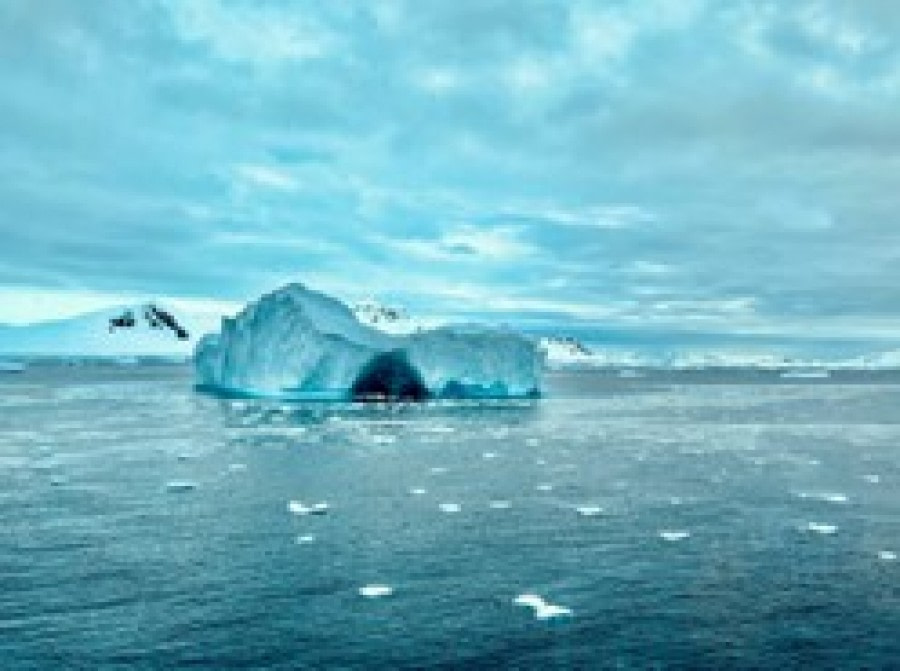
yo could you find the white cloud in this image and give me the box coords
[570,5,637,65]
[167,0,335,65]
[234,164,297,191]
[415,67,463,94]
[374,225,536,262]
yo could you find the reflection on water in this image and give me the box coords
[1,364,898,669]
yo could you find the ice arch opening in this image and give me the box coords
[350,350,430,401]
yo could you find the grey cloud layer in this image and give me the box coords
[1,0,899,348]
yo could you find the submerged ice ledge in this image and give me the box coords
[193,283,543,401]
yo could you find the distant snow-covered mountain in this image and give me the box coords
[0,304,226,356]
[351,300,441,335]
[539,337,594,366]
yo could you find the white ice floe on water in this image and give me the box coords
[802,522,838,535]
[295,534,315,545]
[228,463,247,472]
[489,500,511,509]
[513,594,573,620]
[359,584,393,598]
[430,466,448,475]
[878,551,897,561]
[370,435,396,445]
[575,505,603,517]
[482,451,498,460]
[535,458,546,466]
[288,500,329,515]
[439,503,461,513]
[409,487,427,495]
[863,474,880,484]
[659,530,690,542]
[165,480,197,493]
[535,483,553,492]
[796,491,848,504]
[669,497,683,506]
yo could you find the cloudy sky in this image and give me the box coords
[2,1,899,355]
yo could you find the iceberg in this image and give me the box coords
[194,283,542,400]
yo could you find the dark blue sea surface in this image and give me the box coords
[1,363,898,669]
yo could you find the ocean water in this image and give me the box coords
[1,363,898,670]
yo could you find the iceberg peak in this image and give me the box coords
[194,283,541,400]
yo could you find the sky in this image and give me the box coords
[2,0,900,356]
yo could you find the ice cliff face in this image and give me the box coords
[194,284,542,399]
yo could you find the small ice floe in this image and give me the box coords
[359,584,393,598]
[863,474,880,484]
[513,594,573,621]
[659,530,690,542]
[535,458,547,466]
[430,466,448,475]
[878,550,897,561]
[439,503,461,513]
[489,500,511,509]
[535,483,553,492]
[287,500,329,515]
[49,475,66,486]
[525,438,540,447]
[409,487,427,496]
[801,522,838,535]
[796,491,848,504]
[669,496,683,506]
[228,463,247,472]
[295,534,315,545]
[575,505,603,517]
[371,435,396,445]
[165,480,197,493]
[482,451,498,460]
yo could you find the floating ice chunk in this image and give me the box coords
[802,522,838,535]
[359,584,393,598]
[489,500,511,509]
[796,491,848,504]
[288,500,309,515]
[287,500,328,515]
[525,438,539,447]
[669,497,683,505]
[535,458,546,466]
[575,505,603,517]
[513,593,573,620]
[482,451,498,460]
[228,463,247,472]
[409,487,427,495]
[166,480,197,493]
[439,503,461,513]
[536,483,553,492]
[863,474,880,484]
[371,435,396,445]
[296,534,315,544]
[659,530,690,542]
[878,550,897,561]
[430,466,448,475]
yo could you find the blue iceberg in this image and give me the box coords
[194,284,542,400]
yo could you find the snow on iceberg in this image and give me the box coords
[194,283,542,400]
